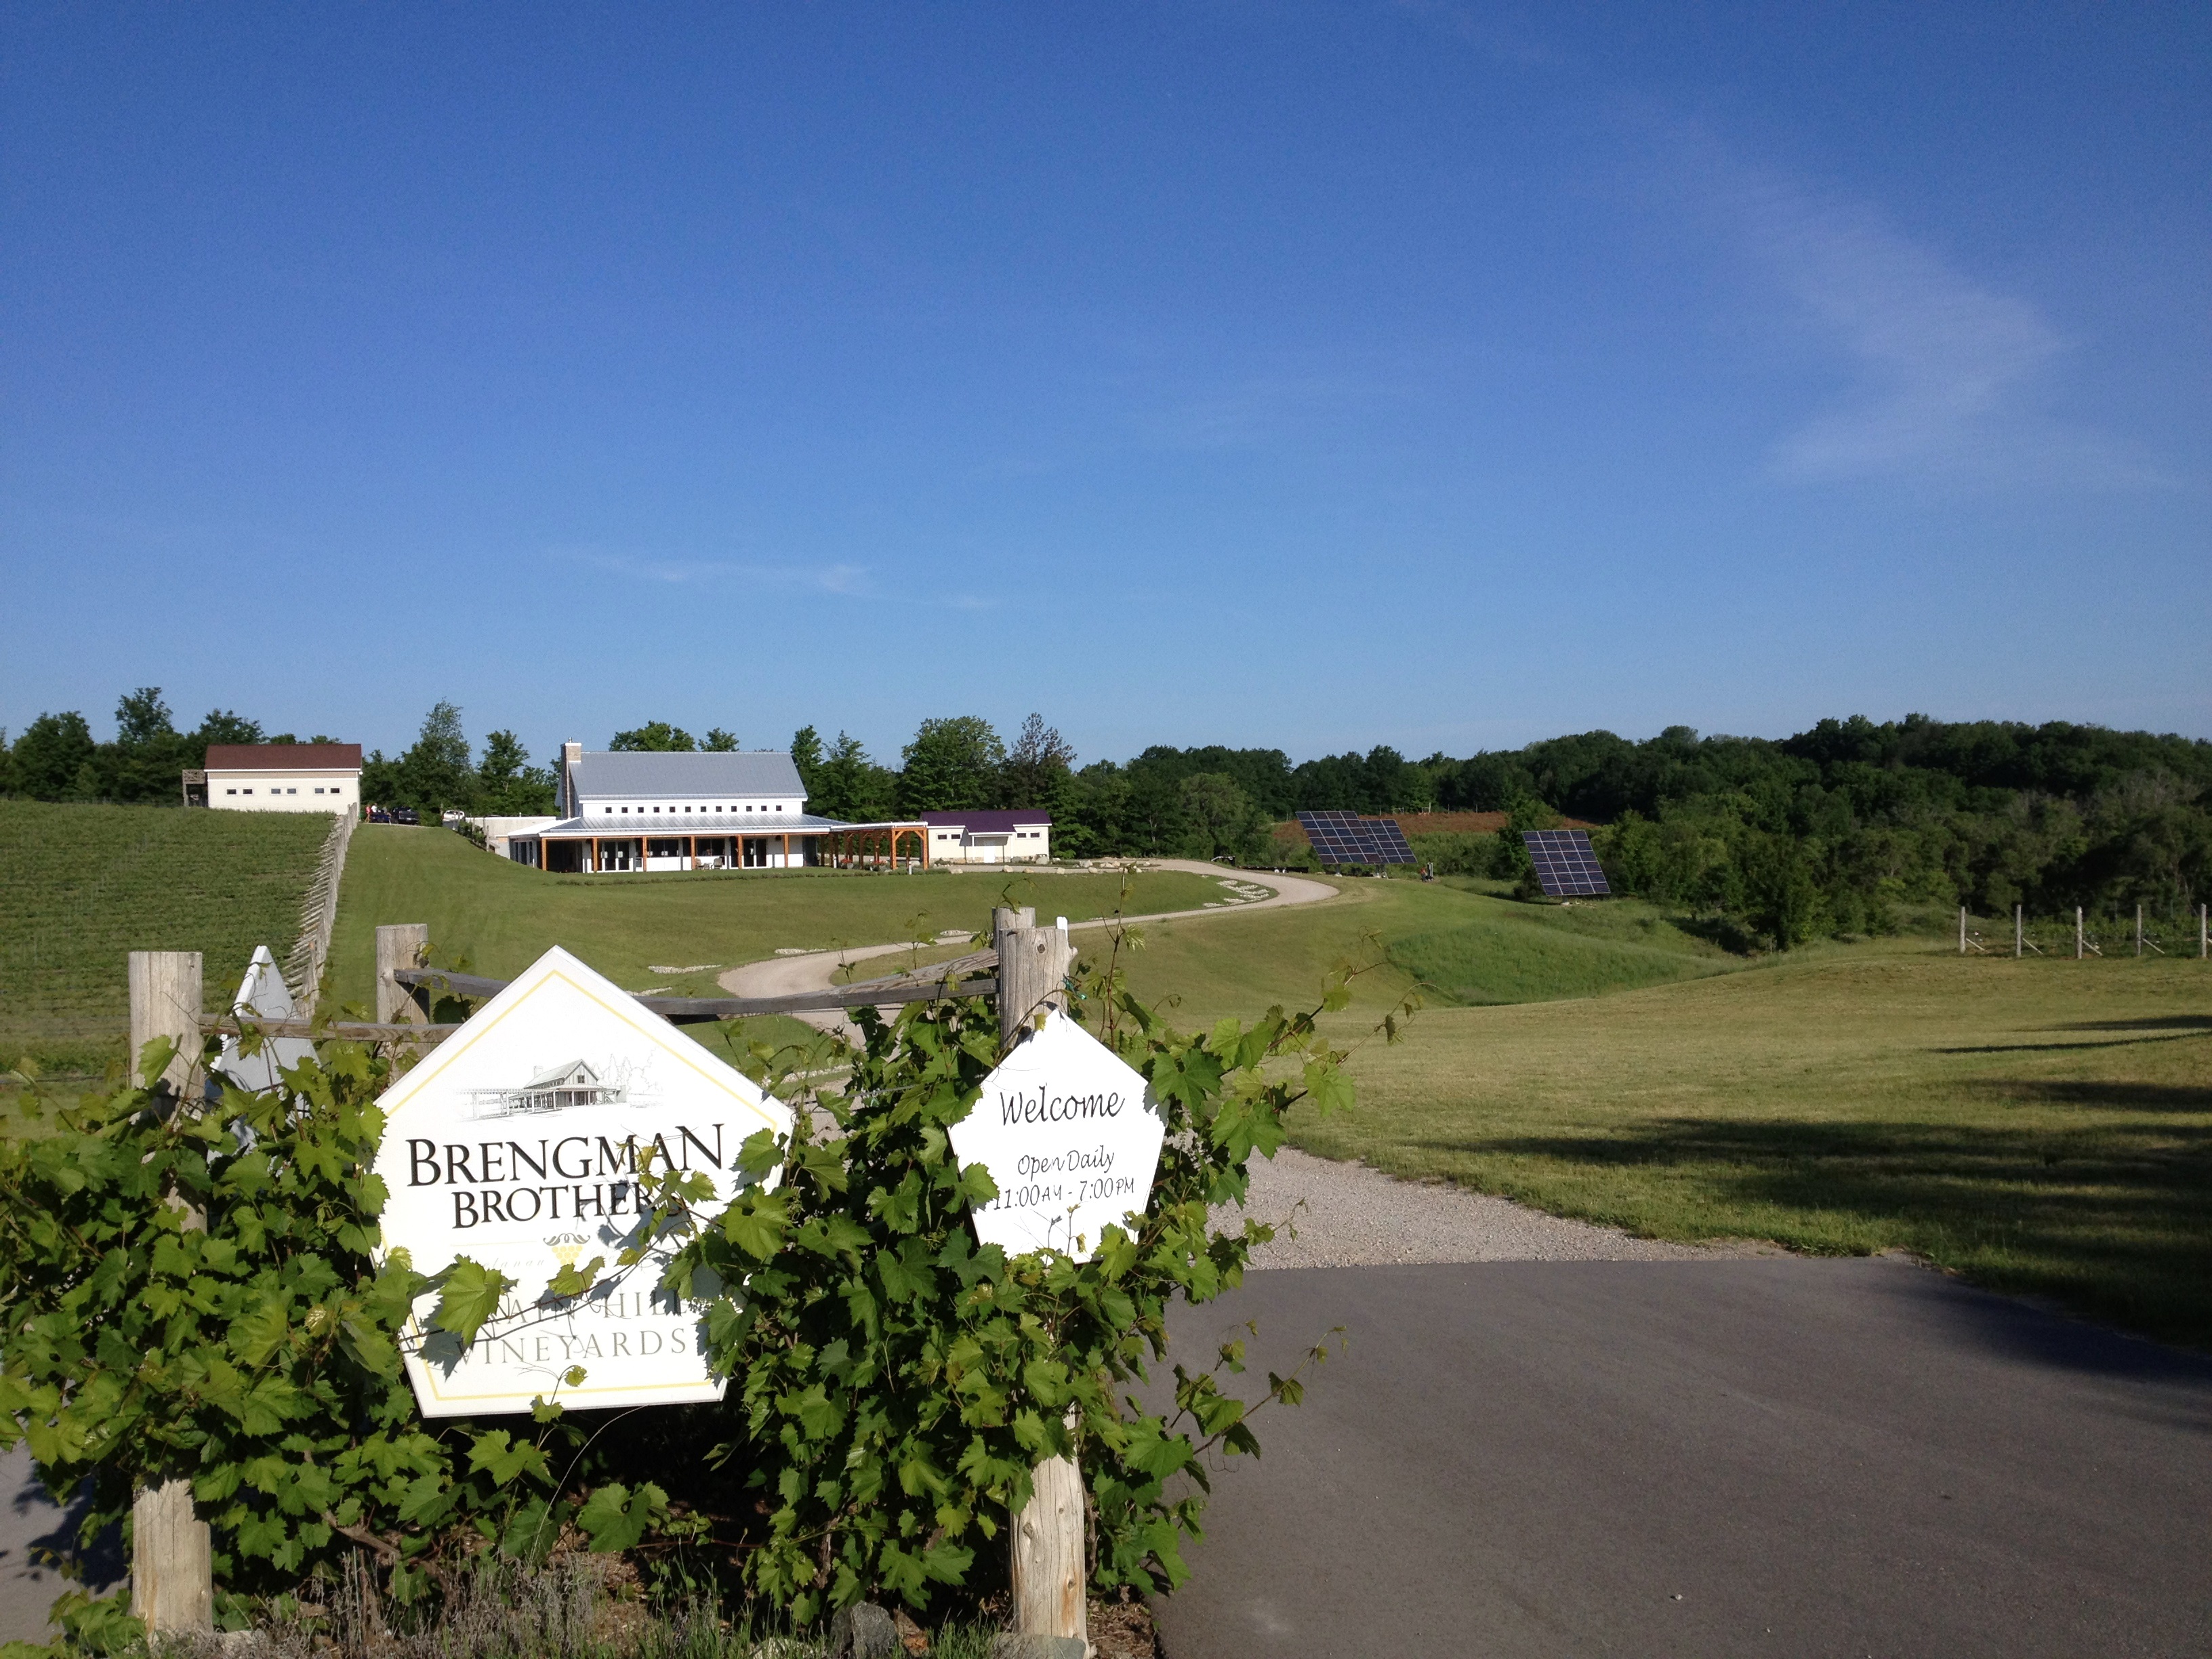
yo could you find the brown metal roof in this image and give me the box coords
[204,743,363,771]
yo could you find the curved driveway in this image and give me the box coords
[718,861,1336,1041]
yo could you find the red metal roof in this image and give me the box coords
[204,743,363,771]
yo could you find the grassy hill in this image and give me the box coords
[0,801,333,1074]
[327,825,1235,1010]
[1108,874,1742,1027]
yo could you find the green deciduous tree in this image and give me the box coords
[1054,762,1132,859]
[192,710,266,760]
[1178,773,1267,861]
[897,717,1005,814]
[106,687,188,803]
[703,728,741,752]
[609,722,695,752]
[475,731,556,815]
[9,712,96,800]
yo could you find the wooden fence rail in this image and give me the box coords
[229,956,1004,1045]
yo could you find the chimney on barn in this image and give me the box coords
[559,741,583,816]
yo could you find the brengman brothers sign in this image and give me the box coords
[949,1010,1164,1262]
[371,946,792,1416]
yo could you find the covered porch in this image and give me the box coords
[510,812,845,873]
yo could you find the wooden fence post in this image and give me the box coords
[1959,905,1966,954]
[2076,906,2085,960]
[376,923,430,1025]
[994,907,1086,1647]
[2137,903,2144,958]
[128,950,202,1099]
[126,951,215,1635]
[2015,905,2023,959]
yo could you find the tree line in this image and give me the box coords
[0,691,560,816]
[7,693,2207,942]
[593,709,2212,936]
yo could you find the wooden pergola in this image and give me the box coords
[821,823,930,870]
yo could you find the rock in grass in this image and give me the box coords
[988,1636,1088,1659]
[827,1602,903,1659]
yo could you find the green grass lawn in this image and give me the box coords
[0,801,333,1075]
[1290,949,2212,1346]
[328,826,1237,1009]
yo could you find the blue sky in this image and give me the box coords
[3,2,2205,769]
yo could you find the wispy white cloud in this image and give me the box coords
[1712,161,2167,489]
[554,547,878,597]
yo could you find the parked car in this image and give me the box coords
[391,808,421,825]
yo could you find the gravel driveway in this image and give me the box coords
[1235,1147,1763,1266]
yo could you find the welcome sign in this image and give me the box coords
[371,946,792,1416]
[949,1010,1164,1262]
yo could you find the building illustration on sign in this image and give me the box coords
[948,1010,1166,1263]
[464,1057,666,1118]
[370,945,793,1416]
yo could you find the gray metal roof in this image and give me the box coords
[567,750,806,800]
[526,811,845,838]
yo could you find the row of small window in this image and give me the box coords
[224,785,346,796]
[933,830,1044,839]
[594,803,787,816]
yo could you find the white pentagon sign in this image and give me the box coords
[371,945,792,1416]
[949,1010,1164,1262]
[216,945,314,1094]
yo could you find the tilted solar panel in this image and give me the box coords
[1297,810,1416,867]
[1296,811,1368,865]
[1520,829,1610,897]
[1365,819,1415,864]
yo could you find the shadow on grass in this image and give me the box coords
[2053,1015,2212,1033]
[1971,1079,2212,1111]
[1401,1113,2212,1353]
[1933,1032,2207,1055]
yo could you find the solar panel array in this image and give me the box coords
[1296,811,1416,868]
[1521,829,1611,897]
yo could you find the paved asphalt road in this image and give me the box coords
[1153,1258,2212,1659]
[0,1442,119,1643]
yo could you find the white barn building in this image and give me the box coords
[510,745,846,873]
[194,743,363,812]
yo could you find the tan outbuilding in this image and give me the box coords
[194,743,362,813]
